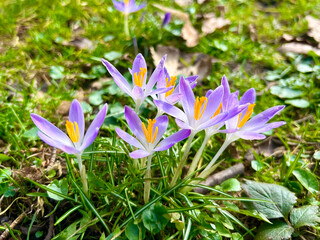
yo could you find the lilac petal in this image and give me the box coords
[162,12,171,27]
[157,67,170,89]
[236,131,266,140]
[179,76,195,120]
[165,93,182,105]
[198,112,228,131]
[102,59,132,96]
[69,99,85,143]
[124,106,145,143]
[132,54,147,87]
[127,0,146,13]
[152,115,168,145]
[190,82,197,89]
[81,104,108,150]
[185,75,198,84]
[112,0,125,12]
[201,86,224,122]
[30,113,73,147]
[131,3,146,13]
[132,85,144,100]
[221,75,230,111]
[218,128,238,133]
[175,119,192,130]
[150,87,172,96]
[38,131,79,154]
[115,128,143,148]
[153,100,187,122]
[225,94,241,130]
[248,121,286,133]
[154,129,191,151]
[130,149,151,159]
[239,88,256,105]
[244,105,285,129]
[146,55,166,94]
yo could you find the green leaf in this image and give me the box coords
[313,151,320,160]
[104,35,114,42]
[125,221,145,240]
[142,203,169,234]
[104,51,122,61]
[256,220,294,240]
[231,232,244,240]
[292,169,319,194]
[50,66,65,80]
[0,168,11,183]
[243,180,297,219]
[221,178,241,192]
[290,205,320,228]
[22,127,39,140]
[270,86,303,99]
[213,221,231,237]
[47,178,68,201]
[251,160,265,172]
[89,90,104,106]
[296,63,314,73]
[80,101,93,114]
[0,154,11,162]
[285,99,310,108]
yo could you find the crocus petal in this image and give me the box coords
[129,149,151,159]
[165,93,182,105]
[102,59,132,96]
[152,115,168,145]
[185,75,198,84]
[154,129,191,151]
[131,3,146,13]
[30,113,73,147]
[175,119,192,130]
[132,85,144,100]
[127,0,146,13]
[153,100,188,122]
[69,99,85,143]
[179,76,195,121]
[239,88,256,105]
[124,106,145,143]
[200,86,224,123]
[198,112,228,131]
[38,131,79,154]
[81,104,108,150]
[115,128,143,149]
[112,0,125,11]
[248,121,286,133]
[157,67,170,89]
[150,87,173,96]
[235,131,266,140]
[145,55,166,94]
[221,75,230,112]
[132,54,147,87]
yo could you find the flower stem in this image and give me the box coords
[124,14,129,38]
[170,131,195,187]
[187,133,211,177]
[144,155,153,203]
[76,154,88,196]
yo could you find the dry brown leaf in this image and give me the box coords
[282,33,294,42]
[278,42,320,56]
[68,37,94,51]
[56,100,71,116]
[201,13,231,35]
[306,15,320,45]
[151,45,216,81]
[153,4,199,47]
[175,0,193,7]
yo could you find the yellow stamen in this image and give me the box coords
[133,68,147,87]
[237,103,256,128]
[211,102,222,118]
[165,76,177,98]
[124,0,129,6]
[141,119,158,143]
[194,96,208,120]
[66,121,80,143]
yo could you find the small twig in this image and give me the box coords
[44,214,54,240]
[194,163,245,194]
[0,212,26,240]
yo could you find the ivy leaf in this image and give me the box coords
[293,169,319,195]
[142,203,169,234]
[47,178,68,201]
[243,180,297,219]
[290,205,320,228]
[256,220,294,240]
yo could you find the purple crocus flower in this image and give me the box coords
[115,106,191,159]
[102,54,170,112]
[112,0,146,14]
[162,13,171,27]
[31,100,108,154]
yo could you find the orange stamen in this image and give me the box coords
[141,119,158,143]
[165,76,177,97]
[237,103,256,128]
[66,121,79,143]
[124,0,130,6]
[211,102,222,118]
[133,68,147,87]
[194,96,208,120]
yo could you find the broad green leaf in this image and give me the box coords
[0,154,11,162]
[270,86,303,99]
[47,179,68,201]
[80,101,93,114]
[243,180,297,219]
[231,232,244,240]
[221,178,241,192]
[104,51,122,61]
[251,160,265,172]
[104,35,114,42]
[296,63,314,73]
[50,66,65,80]
[313,151,320,160]
[290,205,320,228]
[125,221,145,240]
[293,169,319,194]
[199,229,221,240]
[89,90,104,106]
[0,168,11,182]
[256,220,294,240]
[22,127,39,140]
[285,99,310,108]
[142,203,169,234]
[213,221,231,237]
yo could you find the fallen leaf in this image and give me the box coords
[201,13,231,36]
[68,37,94,51]
[174,0,193,7]
[249,23,258,41]
[153,4,199,47]
[278,42,320,56]
[306,15,320,45]
[56,100,71,116]
[282,33,294,42]
[13,167,43,182]
[256,136,285,158]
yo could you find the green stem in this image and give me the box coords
[144,155,153,203]
[187,133,210,177]
[76,154,88,196]
[124,14,129,38]
[170,131,196,187]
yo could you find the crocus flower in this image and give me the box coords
[31,100,108,154]
[102,54,170,112]
[115,106,191,158]
[162,13,171,27]
[112,0,146,14]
